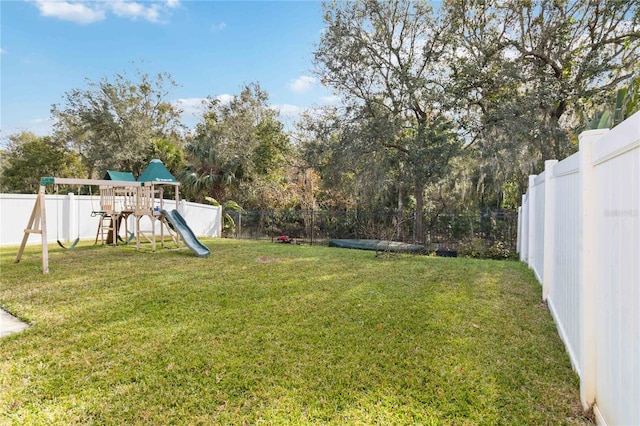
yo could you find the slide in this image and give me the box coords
[161,209,211,258]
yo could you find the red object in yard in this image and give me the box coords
[276,235,292,243]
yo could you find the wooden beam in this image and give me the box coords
[15,187,43,264]
[40,187,48,274]
[43,177,144,187]
[15,185,49,273]
[41,177,180,187]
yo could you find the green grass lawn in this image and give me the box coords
[1,239,589,425]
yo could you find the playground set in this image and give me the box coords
[15,160,210,274]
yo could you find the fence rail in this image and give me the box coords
[518,111,640,426]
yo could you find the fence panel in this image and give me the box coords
[547,153,583,376]
[591,115,640,426]
[519,111,639,425]
[519,194,529,261]
[531,172,546,281]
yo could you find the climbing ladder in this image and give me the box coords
[95,214,116,245]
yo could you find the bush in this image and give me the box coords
[458,238,517,260]
[458,237,487,258]
[487,240,516,260]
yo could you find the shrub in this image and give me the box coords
[458,238,517,260]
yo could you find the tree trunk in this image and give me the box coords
[414,180,425,243]
[397,166,404,239]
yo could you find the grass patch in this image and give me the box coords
[1,239,589,424]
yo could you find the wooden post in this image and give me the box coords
[175,185,180,248]
[40,187,49,273]
[15,185,49,274]
[151,214,156,252]
[159,185,164,249]
[136,215,141,250]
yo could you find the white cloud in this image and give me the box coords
[503,46,520,61]
[34,0,105,24]
[211,22,226,32]
[0,48,6,54]
[109,1,161,23]
[172,98,206,131]
[173,95,233,114]
[320,94,340,105]
[171,100,309,132]
[215,94,234,105]
[271,103,304,118]
[32,0,178,25]
[174,97,207,114]
[172,96,235,130]
[27,117,54,125]
[288,76,316,94]
[5,117,57,137]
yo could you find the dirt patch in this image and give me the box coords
[255,256,280,263]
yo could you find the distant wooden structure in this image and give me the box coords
[134,159,181,251]
[97,170,138,245]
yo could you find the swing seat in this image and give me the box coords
[117,232,135,244]
[57,237,80,249]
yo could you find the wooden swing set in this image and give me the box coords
[15,176,181,274]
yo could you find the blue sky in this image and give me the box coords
[1,0,337,141]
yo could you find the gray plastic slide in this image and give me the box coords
[161,209,211,258]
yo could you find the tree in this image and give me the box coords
[149,137,185,178]
[0,131,86,193]
[298,107,401,211]
[204,197,244,236]
[314,0,461,240]
[445,0,640,202]
[52,69,184,178]
[509,0,639,157]
[407,0,640,210]
[583,72,640,129]
[181,83,292,208]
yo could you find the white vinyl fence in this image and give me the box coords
[518,112,639,426]
[0,193,222,247]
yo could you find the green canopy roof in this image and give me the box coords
[103,170,136,181]
[138,159,179,184]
